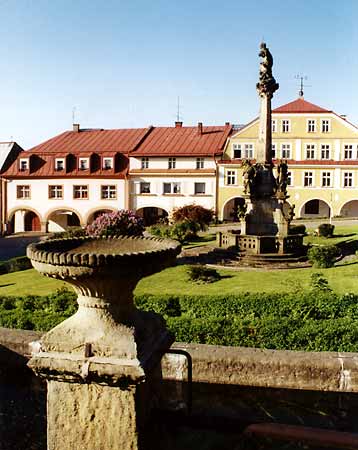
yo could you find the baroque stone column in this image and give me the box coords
[27,236,181,450]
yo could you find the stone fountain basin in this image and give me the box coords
[27,235,181,279]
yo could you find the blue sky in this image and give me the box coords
[0,0,357,148]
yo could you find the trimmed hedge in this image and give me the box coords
[2,289,358,352]
[0,256,32,275]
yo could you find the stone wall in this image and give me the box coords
[2,327,358,449]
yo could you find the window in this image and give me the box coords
[233,144,242,159]
[287,171,292,186]
[163,182,181,194]
[141,157,149,169]
[281,144,291,159]
[305,144,315,159]
[282,120,290,133]
[344,145,353,160]
[168,157,176,169]
[140,182,151,194]
[48,185,63,199]
[272,120,277,133]
[55,158,65,171]
[304,172,313,187]
[73,185,88,199]
[271,144,276,159]
[196,157,204,169]
[194,182,206,194]
[101,185,116,199]
[226,170,236,185]
[322,172,332,187]
[244,144,254,159]
[19,159,29,171]
[321,119,330,133]
[79,158,89,170]
[344,172,353,188]
[321,144,330,160]
[103,157,113,170]
[307,119,316,132]
[16,185,30,199]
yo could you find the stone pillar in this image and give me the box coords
[40,221,48,233]
[257,93,273,165]
[27,237,181,450]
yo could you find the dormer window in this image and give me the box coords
[103,157,113,170]
[55,158,65,171]
[79,157,89,171]
[168,157,176,169]
[141,157,149,169]
[19,158,29,171]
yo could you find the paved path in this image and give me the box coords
[0,233,48,261]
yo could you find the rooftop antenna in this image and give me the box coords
[176,96,182,122]
[294,75,310,97]
[72,106,77,124]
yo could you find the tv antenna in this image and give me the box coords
[294,75,311,97]
[72,106,77,124]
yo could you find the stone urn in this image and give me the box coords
[26,235,181,450]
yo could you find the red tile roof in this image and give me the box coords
[273,98,331,114]
[131,125,232,157]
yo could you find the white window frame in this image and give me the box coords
[272,119,277,133]
[101,185,116,199]
[55,158,65,171]
[19,158,29,171]
[303,171,313,187]
[73,185,89,199]
[307,119,316,133]
[343,172,353,188]
[168,157,176,169]
[321,144,330,160]
[140,182,151,194]
[194,182,206,195]
[48,185,63,199]
[16,185,30,199]
[244,144,254,159]
[163,182,181,194]
[305,144,316,160]
[321,172,332,188]
[287,171,292,186]
[78,157,90,171]
[141,157,149,169]
[225,169,237,186]
[281,143,291,159]
[232,143,242,159]
[196,157,204,169]
[321,119,330,133]
[344,144,354,160]
[271,143,276,159]
[103,157,113,170]
[282,119,291,133]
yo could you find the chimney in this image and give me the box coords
[225,122,230,126]
[197,122,203,135]
[341,115,347,120]
[175,121,183,128]
[73,124,80,132]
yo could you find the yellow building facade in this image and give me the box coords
[218,97,358,221]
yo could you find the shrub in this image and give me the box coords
[317,223,335,238]
[310,273,332,292]
[147,223,172,239]
[307,245,339,268]
[53,227,86,239]
[170,221,200,243]
[288,224,306,235]
[171,205,214,231]
[86,210,144,238]
[0,256,32,275]
[187,265,221,284]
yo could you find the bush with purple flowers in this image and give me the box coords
[86,210,144,238]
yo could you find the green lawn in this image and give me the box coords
[0,224,357,297]
[1,257,358,297]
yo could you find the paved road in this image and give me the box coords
[0,233,48,261]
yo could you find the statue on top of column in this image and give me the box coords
[256,42,279,97]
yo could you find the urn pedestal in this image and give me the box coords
[27,236,181,450]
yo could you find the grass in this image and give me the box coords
[0,224,357,297]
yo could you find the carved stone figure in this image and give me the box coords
[276,159,288,195]
[237,203,247,220]
[256,42,279,96]
[242,160,256,194]
[287,204,295,223]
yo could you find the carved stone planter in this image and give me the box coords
[27,235,181,450]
